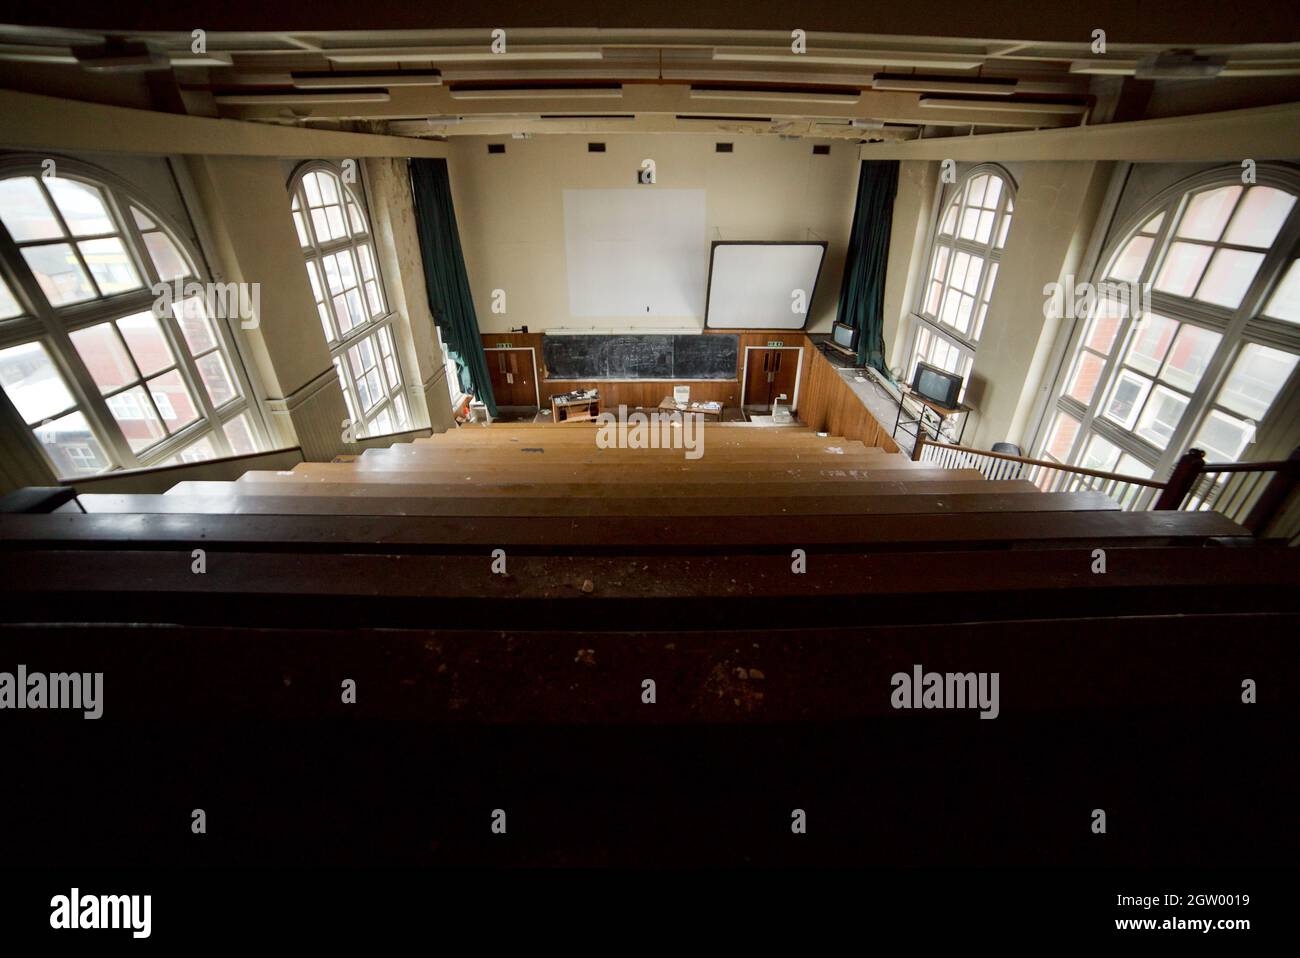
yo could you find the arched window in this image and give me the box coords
[1038,167,1300,486]
[288,162,409,437]
[0,159,263,478]
[906,164,1015,402]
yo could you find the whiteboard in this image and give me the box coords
[705,243,827,330]
[563,189,707,318]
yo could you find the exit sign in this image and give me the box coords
[496,342,513,348]
[767,340,784,347]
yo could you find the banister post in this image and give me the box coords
[1242,445,1300,535]
[912,431,925,461]
[1154,448,1205,510]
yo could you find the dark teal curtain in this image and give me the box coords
[409,158,497,417]
[835,160,900,374]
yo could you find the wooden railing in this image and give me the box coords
[915,435,1300,539]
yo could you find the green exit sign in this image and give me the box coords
[767,340,784,347]
[496,342,513,348]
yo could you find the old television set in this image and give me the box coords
[910,361,963,408]
[831,321,857,352]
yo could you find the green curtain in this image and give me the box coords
[409,158,498,417]
[835,160,900,374]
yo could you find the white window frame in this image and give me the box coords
[287,160,410,438]
[0,155,266,479]
[1034,165,1300,491]
[903,163,1016,404]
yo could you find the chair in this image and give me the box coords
[990,442,1024,480]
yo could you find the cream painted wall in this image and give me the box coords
[185,154,349,460]
[365,156,457,430]
[965,161,1115,449]
[446,135,861,335]
[883,159,938,375]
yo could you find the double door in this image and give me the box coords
[744,348,798,408]
[486,348,537,407]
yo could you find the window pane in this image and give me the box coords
[1154,242,1213,297]
[1216,343,1298,421]
[0,340,75,422]
[0,275,22,319]
[1083,300,1123,352]
[1264,260,1300,323]
[292,211,310,247]
[1177,185,1241,242]
[1104,370,1153,429]
[1134,384,1188,449]
[336,250,358,290]
[21,243,96,305]
[78,236,142,294]
[393,392,409,429]
[1107,235,1153,283]
[322,255,343,294]
[147,369,199,432]
[303,174,322,207]
[196,351,237,406]
[223,413,257,456]
[172,298,216,354]
[995,209,1012,248]
[1124,313,1177,376]
[108,385,166,450]
[318,172,339,204]
[0,177,62,241]
[1065,350,1105,404]
[115,312,175,376]
[325,206,347,240]
[1195,248,1264,308]
[143,231,190,281]
[70,322,137,393]
[1080,433,1121,471]
[131,207,156,230]
[345,289,366,328]
[310,208,330,241]
[45,179,114,236]
[1223,186,1295,248]
[348,201,366,235]
[940,203,957,235]
[169,433,219,465]
[1193,409,1255,462]
[34,411,109,477]
[1139,211,1165,235]
[305,260,324,302]
[332,294,352,332]
[1115,454,1153,480]
[1159,324,1222,392]
[1043,411,1081,461]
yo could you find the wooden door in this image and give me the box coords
[770,349,797,407]
[745,349,797,407]
[504,350,536,406]
[487,349,537,406]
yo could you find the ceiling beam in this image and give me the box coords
[0,90,449,157]
[856,100,1300,161]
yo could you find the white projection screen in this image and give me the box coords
[563,189,707,317]
[704,242,827,330]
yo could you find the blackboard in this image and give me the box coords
[543,334,738,380]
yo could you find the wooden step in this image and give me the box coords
[265,462,988,485]
[162,478,1051,513]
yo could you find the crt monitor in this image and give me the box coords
[831,322,857,350]
[911,361,963,408]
